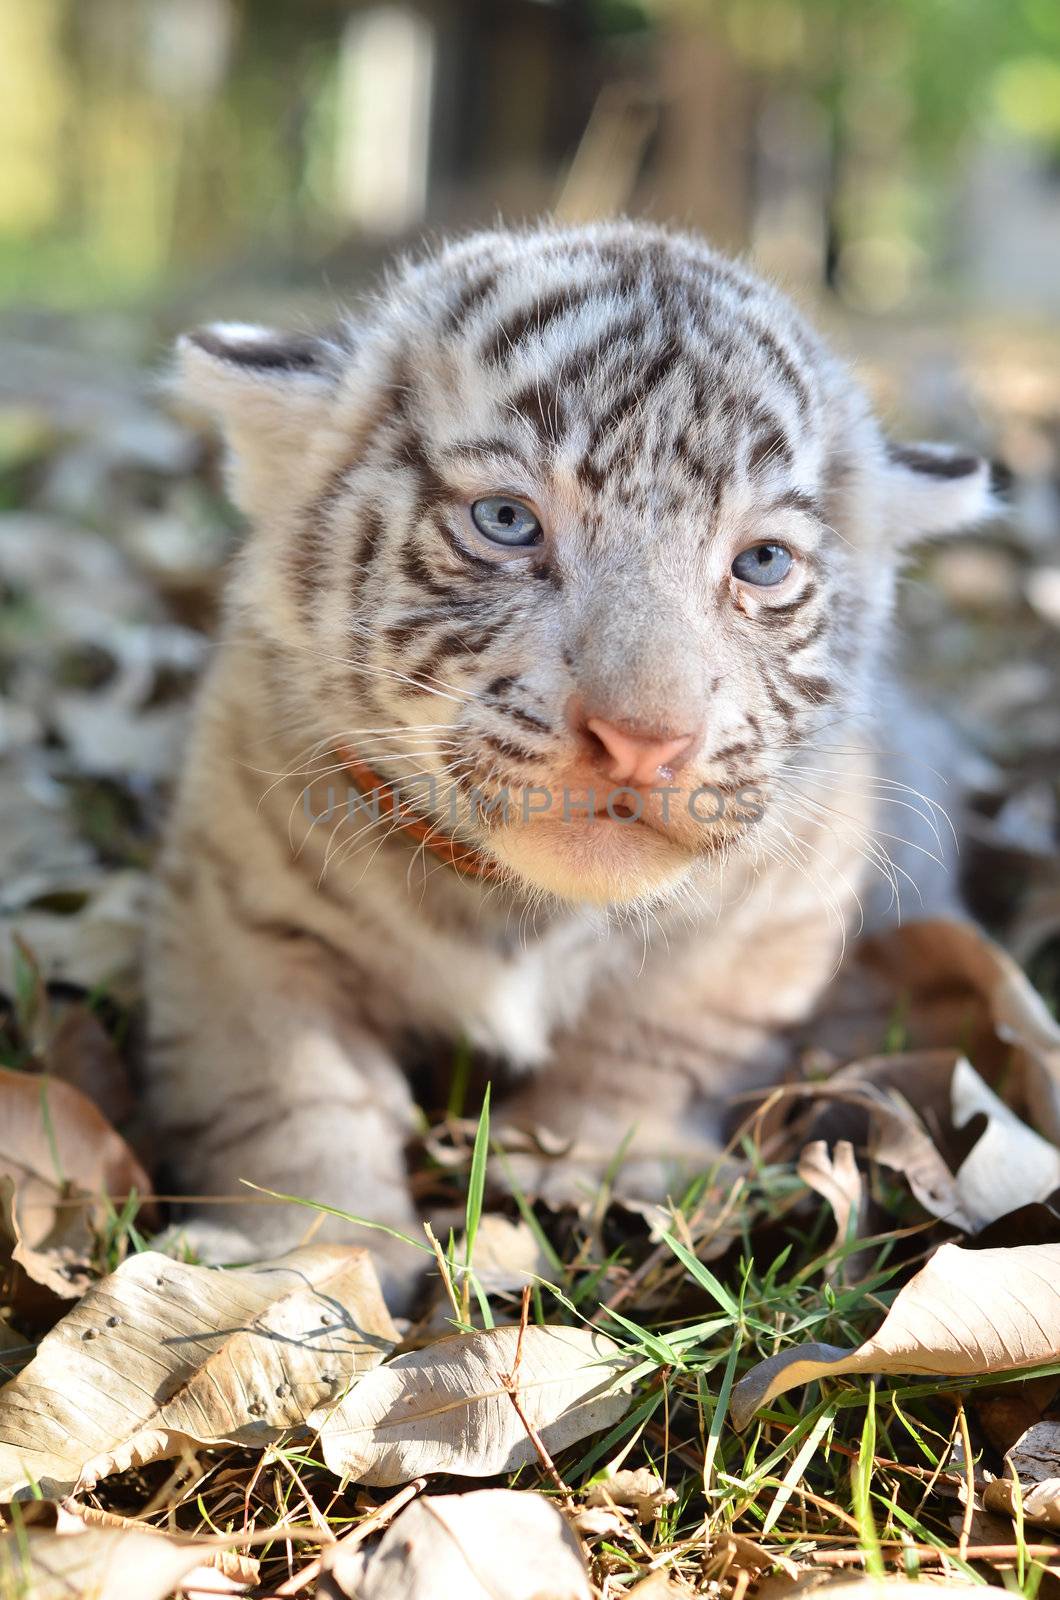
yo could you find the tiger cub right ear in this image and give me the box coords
[882,439,1006,546]
[171,323,348,518]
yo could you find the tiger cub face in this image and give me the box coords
[178,221,995,908]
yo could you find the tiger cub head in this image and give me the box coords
[176,221,997,908]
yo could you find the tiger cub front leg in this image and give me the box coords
[497,910,841,1207]
[144,869,423,1306]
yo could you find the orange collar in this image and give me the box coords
[335,744,501,883]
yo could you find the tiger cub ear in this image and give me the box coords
[884,440,1006,545]
[171,323,346,517]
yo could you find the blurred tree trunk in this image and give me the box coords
[647,21,758,251]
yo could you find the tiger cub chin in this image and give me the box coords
[145,219,996,1303]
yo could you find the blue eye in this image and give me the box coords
[470,496,542,546]
[732,543,793,587]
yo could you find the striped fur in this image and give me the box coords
[145,222,996,1299]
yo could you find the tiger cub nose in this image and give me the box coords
[584,718,696,784]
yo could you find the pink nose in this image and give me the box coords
[584,718,696,784]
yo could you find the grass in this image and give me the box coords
[14,1091,1045,1598]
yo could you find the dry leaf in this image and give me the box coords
[798,1061,974,1231]
[805,1052,1060,1232]
[628,1576,697,1598]
[56,1499,260,1588]
[463,1214,552,1296]
[731,1242,1060,1429]
[798,1139,868,1278]
[586,1467,677,1523]
[0,1527,210,1600]
[571,1504,628,1538]
[817,918,1060,1143]
[949,1056,1060,1225]
[316,1323,634,1486]
[0,1065,151,1301]
[43,1003,133,1126]
[0,1245,396,1500]
[983,1418,1060,1528]
[322,1488,592,1600]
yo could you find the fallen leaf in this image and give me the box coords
[0,1527,210,1600]
[586,1466,677,1523]
[0,1064,151,1302]
[321,1488,592,1600]
[803,1051,1060,1232]
[316,1323,634,1486]
[983,1417,1060,1529]
[43,1002,133,1127]
[976,1380,1060,1455]
[0,1245,396,1500]
[949,1056,1060,1225]
[56,1500,260,1588]
[705,1531,800,1582]
[798,1139,867,1277]
[731,1242,1060,1430]
[0,870,151,1005]
[810,918,1060,1144]
[625,1577,695,1598]
[463,1214,552,1296]
[796,1058,974,1231]
[571,1503,628,1539]
[1,1175,95,1315]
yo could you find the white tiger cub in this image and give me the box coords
[145,220,996,1302]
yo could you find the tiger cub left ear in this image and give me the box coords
[170,323,349,519]
[884,440,1006,545]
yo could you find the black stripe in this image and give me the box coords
[483,733,541,765]
[787,614,828,652]
[749,324,812,413]
[444,267,499,333]
[357,508,385,572]
[401,540,461,598]
[762,673,799,721]
[188,328,325,373]
[397,429,459,521]
[554,309,646,388]
[293,516,326,616]
[437,519,502,573]
[782,669,833,704]
[747,418,794,476]
[887,442,979,479]
[503,704,551,735]
[481,285,589,366]
[764,584,818,621]
[443,436,534,472]
[586,339,679,457]
[771,488,823,519]
[508,380,566,448]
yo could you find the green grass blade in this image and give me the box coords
[702,1333,742,1500]
[661,1231,739,1317]
[853,1384,884,1577]
[464,1083,491,1269]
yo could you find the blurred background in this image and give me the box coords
[4,0,1060,318]
[0,0,1059,1019]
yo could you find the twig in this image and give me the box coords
[274,1477,428,1596]
[502,1286,575,1509]
[808,1543,1060,1568]
[423,1219,462,1323]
